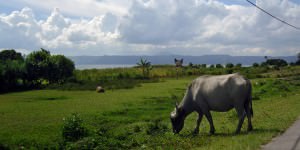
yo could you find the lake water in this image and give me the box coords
[75,64,136,70]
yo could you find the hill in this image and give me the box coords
[69,55,297,66]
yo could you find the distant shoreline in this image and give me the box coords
[70,55,297,67]
[75,64,136,70]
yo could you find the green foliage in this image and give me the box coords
[146,118,168,135]
[0,48,75,92]
[0,49,23,61]
[25,49,52,84]
[265,59,288,67]
[225,63,234,68]
[136,58,152,79]
[62,113,87,142]
[235,63,242,68]
[25,48,75,85]
[49,55,75,83]
[253,62,259,67]
[0,50,26,92]
[215,64,223,68]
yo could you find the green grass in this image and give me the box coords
[0,74,300,149]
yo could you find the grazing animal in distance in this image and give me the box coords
[96,86,105,93]
[170,73,253,134]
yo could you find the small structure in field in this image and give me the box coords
[96,86,105,93]
[174,58,183,79]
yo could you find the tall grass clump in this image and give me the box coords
[62,113,88,142]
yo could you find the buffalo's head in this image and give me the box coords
[170,103,185,134]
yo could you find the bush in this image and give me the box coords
[226,69,233,74]
[62,113,88,142]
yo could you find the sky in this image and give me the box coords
[0,0,300,56]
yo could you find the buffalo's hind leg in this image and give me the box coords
[193,112,203,134]
[235,107,246,134]
[245,103,253,131]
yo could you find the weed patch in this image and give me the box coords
[62,113,88,142]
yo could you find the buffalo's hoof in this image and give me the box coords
[235,130,241,134]
[193,129,199,135]
[248,126,253,132]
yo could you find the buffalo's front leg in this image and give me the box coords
[193,112,203,134]
[205,112,215,134]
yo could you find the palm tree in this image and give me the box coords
[136,58,152,79]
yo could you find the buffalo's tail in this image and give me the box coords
[244,79,253,117]
[248,80,253,117]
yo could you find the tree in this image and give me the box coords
[0,50,26,92]
[252,63,259,67]
[236,63,242,68]
[265,59,288,67]
[225,63,234,68]
[0,49,23,62]
[216,64,223,68]
[188,62,193,68]
[201,64,207,68]
[49,55,75,83]
[137,58,152,79]
[25,49,52,85]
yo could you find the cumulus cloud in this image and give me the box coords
[0,0,300,56]
[0,7,121,55]
[120,0,300,56]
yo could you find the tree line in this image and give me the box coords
[0,49,74,92]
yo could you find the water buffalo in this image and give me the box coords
[170,73,253,134]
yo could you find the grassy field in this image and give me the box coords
[0,68,300,149]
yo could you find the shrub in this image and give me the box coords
[133,125,141,133]
[226,69,233,74]
[62,113,88,142]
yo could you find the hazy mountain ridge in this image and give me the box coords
[69,55,297,66]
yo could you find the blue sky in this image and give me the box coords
[0,0,300,56]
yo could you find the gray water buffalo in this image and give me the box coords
[170,73,253,134]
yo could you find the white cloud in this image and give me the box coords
[0,0,300,56]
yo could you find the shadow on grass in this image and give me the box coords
[32,96,69,101]
[185,128,282,138]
